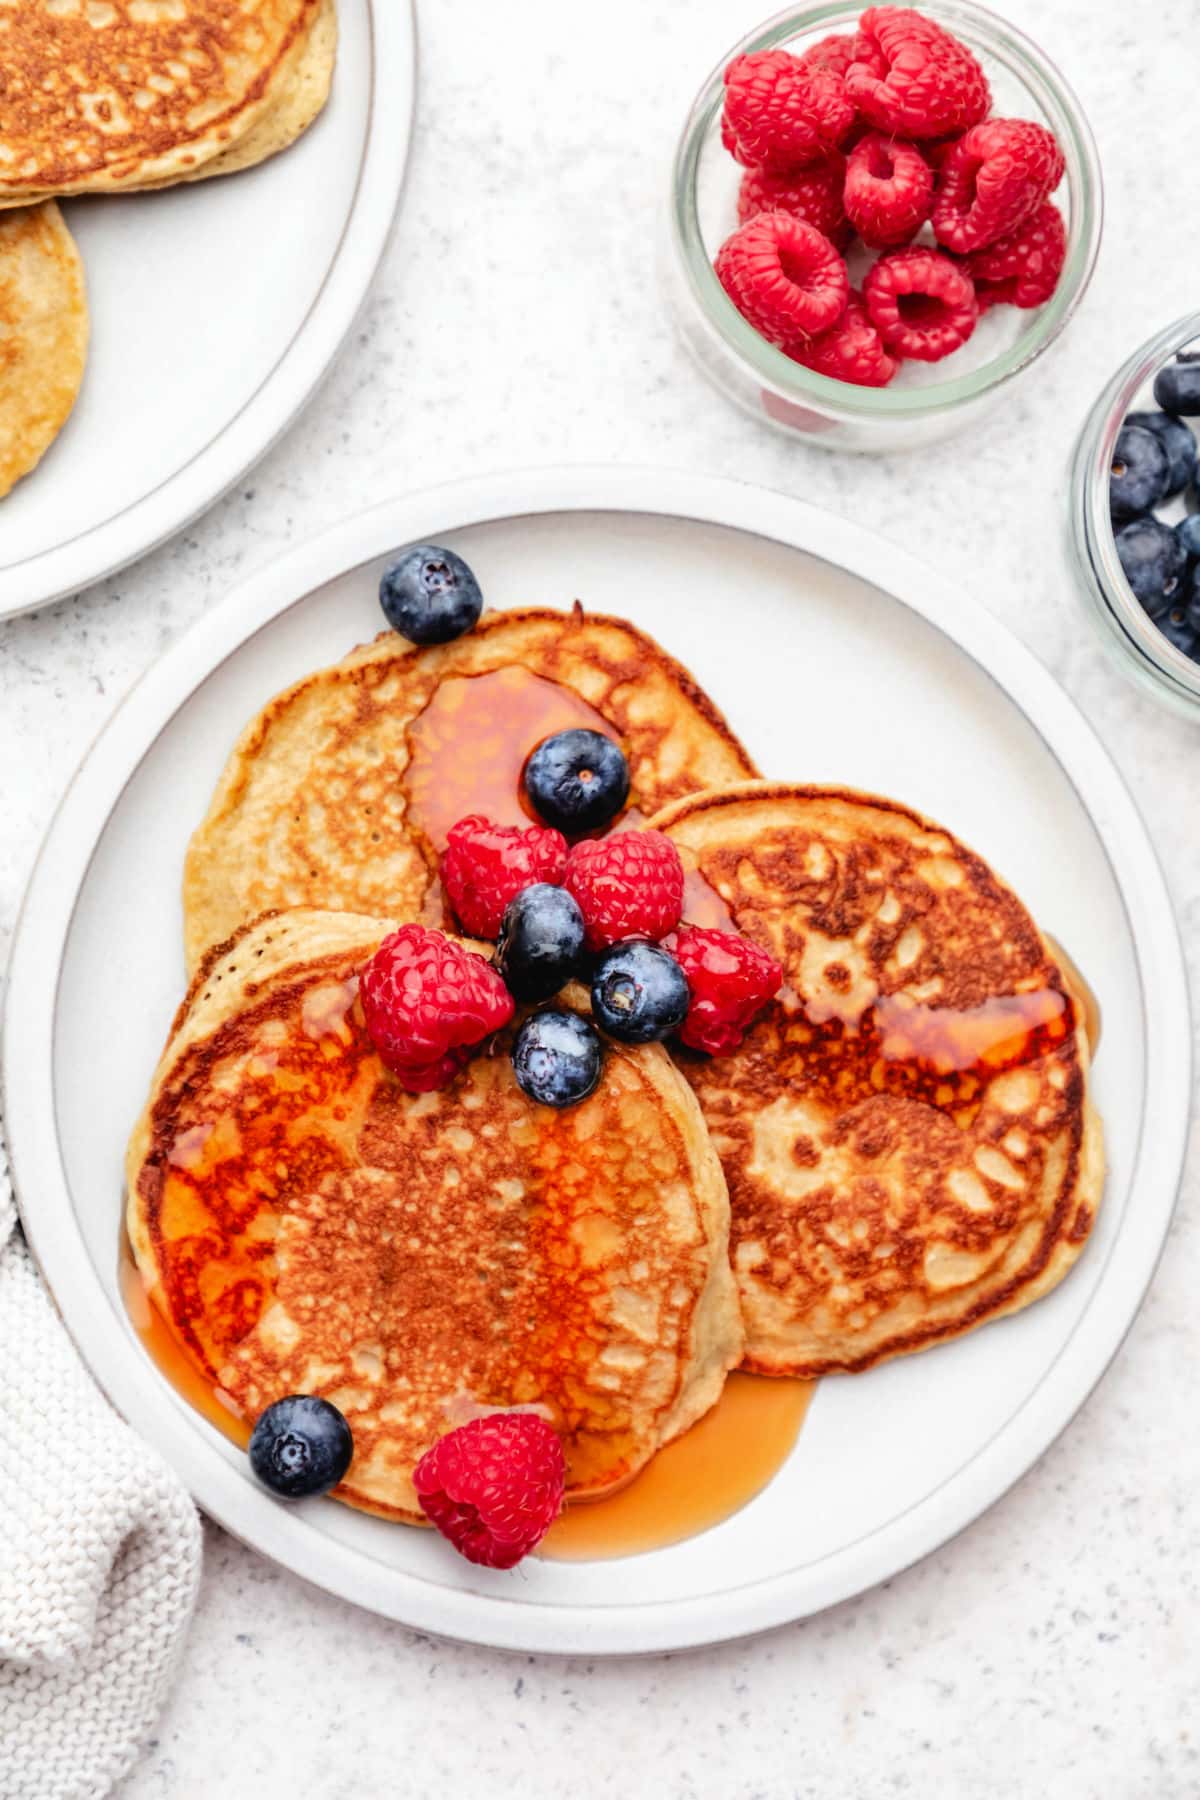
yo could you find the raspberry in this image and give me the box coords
[664,926,782,1056]
[442,814,568,939]
[737,153,851,249]
[843,131,933,247]
[932,118,1065,254]
[797,32,857,83]
[360,924,514,1092]
[864,246,977,362]
[846,8,990,140]
[715,212,850,348]
[564,830,684,954]
[962,201,1067,309]
[722,50,855,170]
[413,1413,565,1569]
[789,289,898,387]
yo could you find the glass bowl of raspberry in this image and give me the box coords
[666,1,1102,452]
[1069,311,1200,719]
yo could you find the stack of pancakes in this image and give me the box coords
[127,605,1103,1523]
[0,1,337,497]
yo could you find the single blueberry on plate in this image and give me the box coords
[1174,515,1200,563]
[379,544,483,644]
[1127,410,1197,497]
[1153,353,1200,417]
[1109,424,1169,521]
[1113,517,1188,618]
[523,728,630,835]
[249,1395,354,1500]
[495,883,586,1002]
[1156,604,1200,660]
[591,940,690,1044]
[512,1008,602,1108]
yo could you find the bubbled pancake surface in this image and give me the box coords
[0,0,321,203]
[653,782,1105,1378]
[182,607,759,974]
[0,202,87,500]
[126,909,743,1521]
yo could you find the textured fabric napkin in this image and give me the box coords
[0,1123,202,1800]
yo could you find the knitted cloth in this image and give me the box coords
[0,1127,202,1800]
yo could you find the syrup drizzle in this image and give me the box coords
[119,1236,250,1449]
[541,1374,814,1560]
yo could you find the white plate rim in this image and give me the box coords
[0,0,416,623]
[3,465,1191,1656]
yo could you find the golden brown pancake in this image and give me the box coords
[182,607,758,974]
[652,782,1104,1378]
[126,908,743,1520]
[0,0,322,205]
[0,202,87,500]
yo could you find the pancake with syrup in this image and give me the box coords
[125,908,743,1520]
[0,0,326,206]
[182,606,758,974]
[652,782,1104,1378]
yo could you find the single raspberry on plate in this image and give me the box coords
[843,131,934,247]
[932,117,1065,253]
[413,1413,566,1569]
[564,829,684,953]
[789,290,898,387]
[963,201,1067,308]
[722,49,856,169]
[797,32,858,83]
[442,813,568,939]
[737,153,851,248]
[846,7,990,140]
[360,924,514,1092]
[864,246,977,362]
[664,925,783,1056]
[715,212,849,348]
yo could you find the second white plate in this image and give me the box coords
[4,468,1190,1654]
[0,0,413,620]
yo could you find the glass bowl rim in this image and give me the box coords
[669,0,1104,420]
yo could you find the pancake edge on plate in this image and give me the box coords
[0,202,88,501]
[652,779,1105,1379]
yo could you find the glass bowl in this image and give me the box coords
[665,0,1103,453]
[1069,311,1200,721]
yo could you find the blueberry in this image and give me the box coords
[1109,424,1169,521]
[590,941,690,1044]
[1174,515,1200,563]
[249,1395,353,1500]
[1126,410,1196,497]
[1156,604,1200,660]
[511,1008,602,1108]
[1113,517,1188,618]
[379,544,483,644]
[1186,565,1200,634]
[523,729,630,835]
[495,883,586,1002]
[1152,351,1200,417]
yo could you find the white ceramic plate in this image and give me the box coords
[4,469,1191,1655]
[0,0,413,621]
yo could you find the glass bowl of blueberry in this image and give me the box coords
[665,0,1103,452]
[1070,313,1200,717]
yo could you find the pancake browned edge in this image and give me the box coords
[126,908,743,1521]
[181,605,758,975]
[652,781,1105,1379]
[0,202,88,500]
[0,0,323,206]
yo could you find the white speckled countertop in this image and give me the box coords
[3,0,1198,1793]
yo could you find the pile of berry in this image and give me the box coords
[713,5,1067,386]
[360,737,782,1109]
[1108,353,1200,664]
